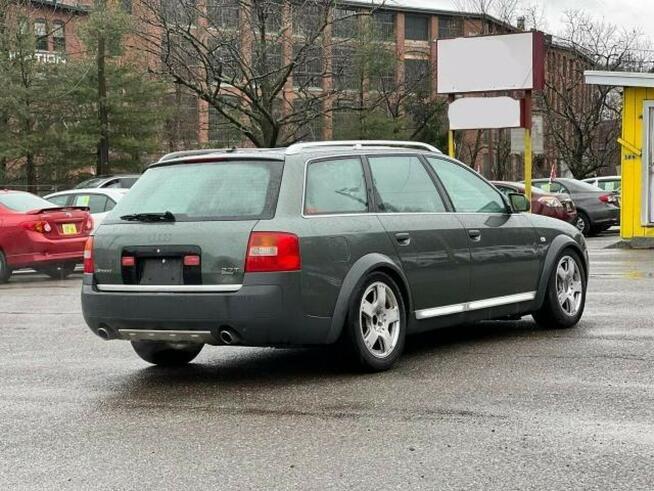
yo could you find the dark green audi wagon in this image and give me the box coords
[82,141,588,371]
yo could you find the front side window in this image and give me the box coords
[304,158,368,215]
[426,157,506,213]
[368,155,446,213]
[110,160,284,221]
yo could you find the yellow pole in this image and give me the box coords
[448,130,455,158]
[524,127,532,206]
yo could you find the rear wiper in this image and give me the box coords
[120,211,176,222]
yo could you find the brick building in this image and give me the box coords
[8,0,601,179]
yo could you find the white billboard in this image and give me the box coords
[448,97,522,130]
[437,32,544,94]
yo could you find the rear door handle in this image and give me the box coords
[395,232,411,246]
[468,229,482,241]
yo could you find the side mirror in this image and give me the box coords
[509,192,530,213]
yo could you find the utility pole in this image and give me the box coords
[97,22,109,176]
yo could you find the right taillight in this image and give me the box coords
[245,232,301,273]
[83,237,94,274]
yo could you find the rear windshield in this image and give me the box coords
[108,160,284,222]
[0,193,56,212]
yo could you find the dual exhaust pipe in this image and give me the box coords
[96,326,241,346]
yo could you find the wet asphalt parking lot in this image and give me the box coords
[1,230,653,490]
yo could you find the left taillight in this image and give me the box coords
[22,221,52,233]
[245,232,301,273]
[83,237,94,274]
[599,194,618,206]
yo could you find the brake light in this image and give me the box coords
[183,255,201,266]
[121,256,135,267]
[84,215,94,232]
[245,232,301,273]
[23,221,52,233]
[599,194,618,205]
[83,237,94,274]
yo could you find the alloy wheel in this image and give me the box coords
[555,256,583,316]
[359,281,401,358]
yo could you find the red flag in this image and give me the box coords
[549,163,557,182]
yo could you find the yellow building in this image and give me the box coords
[585,71,654,247]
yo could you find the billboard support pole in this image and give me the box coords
[448,130,455,158]
[523,91,533,206]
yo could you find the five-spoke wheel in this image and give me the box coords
[344,272,406,371]
[533,249,586,329]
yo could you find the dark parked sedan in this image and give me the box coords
[531,178,619,235]
[82,141,589,371]
[492,181,577,225]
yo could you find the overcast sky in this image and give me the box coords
[399,0,654,35]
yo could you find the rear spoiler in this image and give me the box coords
[27,206,90,215]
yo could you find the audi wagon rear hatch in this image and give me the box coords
[91,158,284,287]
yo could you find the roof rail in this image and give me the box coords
[158,148,233,163]
[285,140,441,155]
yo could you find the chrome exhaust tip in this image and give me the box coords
[97,327,111,341]
[219,328,240,345]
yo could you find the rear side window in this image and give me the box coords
[534,181,567,193]
[73,194,108,214]
[109,160,283,221]
[304,157,368,215]
[368,155,446,213]
[48,195,70,207]
[426,157,506,213]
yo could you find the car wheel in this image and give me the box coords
[0,251,11,283]
[575,211,591,236]
[533,249,586,329]
[41,263,76,280]
[344,272,406,372]
[131,341,204,366]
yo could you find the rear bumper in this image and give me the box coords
[7,234,87,269]
[589,206,620,227]
[81,273,332,346]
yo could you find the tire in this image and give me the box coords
[343,271,406,372]
[533,249,586,329]
[41,263,76,280]
[0,251,11,284]
[575,211,591,236]
[131,341,204,366]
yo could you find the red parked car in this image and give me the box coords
[0,190,93,283]
[492,181,578,224]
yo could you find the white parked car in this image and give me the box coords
[45,188,128,232]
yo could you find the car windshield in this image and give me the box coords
[108,160,284,222]
[0,193,57,212]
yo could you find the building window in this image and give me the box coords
[207,0,239,28]
[405,14,429,41]
[34,19,48,51]
[333,45,356,90]
[293,3,324,38]
[160,0,197,25]
[209,97,242,148]
[405,59,430,94]
[293,44,323,88]
[438,16,463,39]
[121,0,133,14]
[333,8,358,39]
[254,41,283,78]
[53,21,65,52]
[371,11,394,41]
[293,98,323,141]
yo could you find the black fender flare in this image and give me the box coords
[325,253,412,344]
[534,235,588,309]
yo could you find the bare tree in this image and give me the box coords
[543,10,652,178]
[134,0,376,148]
